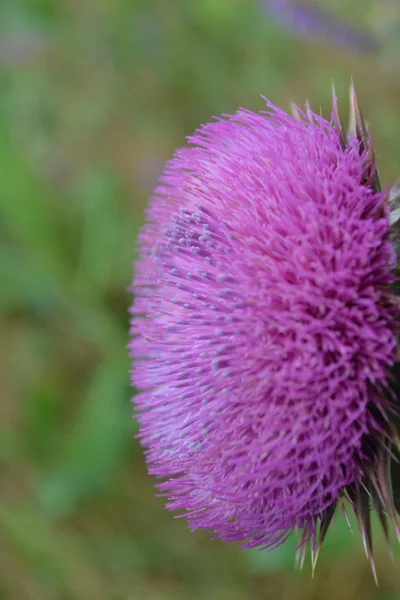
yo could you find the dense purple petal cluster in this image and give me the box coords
[130,100,397,551]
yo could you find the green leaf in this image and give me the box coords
[74,169,126,292]
[38,362,132,517]
[23,385,62,463]
[0,123,70,279]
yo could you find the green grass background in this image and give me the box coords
[1,0,400,598]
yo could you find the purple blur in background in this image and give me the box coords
[261,0,380,53]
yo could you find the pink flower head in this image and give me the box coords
[130,86,400,576]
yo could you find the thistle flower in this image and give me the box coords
[130,85,400,578]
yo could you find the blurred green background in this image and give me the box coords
[1,0,400,598]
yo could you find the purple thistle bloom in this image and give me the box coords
[130,87,400,576]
